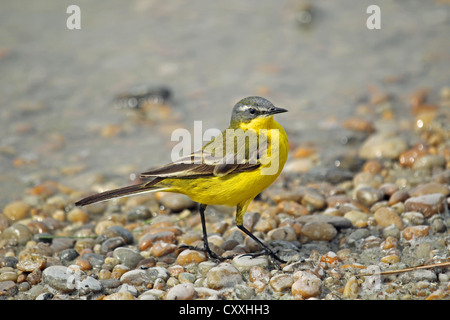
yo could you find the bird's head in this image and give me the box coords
[230,96,287,128]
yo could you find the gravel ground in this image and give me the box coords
[0,86,449,300]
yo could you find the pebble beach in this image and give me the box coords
[1,86,449,300]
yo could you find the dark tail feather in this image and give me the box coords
[75,183,165,206]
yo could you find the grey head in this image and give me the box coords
[230,96,288,127]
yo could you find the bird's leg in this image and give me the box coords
[235,201,286,268]
[179,203,224,262]
[237,224,286,265]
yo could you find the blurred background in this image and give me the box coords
[0,0,449,207]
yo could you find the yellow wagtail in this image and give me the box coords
[76,96,289,263]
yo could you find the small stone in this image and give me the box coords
[1,223,33,245]
[343,211,370,228]
[42,265,76,293]
[101,237,126,254]
[399,146,429,167]
[3,201,30,221]
[388,190,410,206]
[359,132,408,160]
[160,194,196,212]
[176,249,207,266]
[103,226,134,244]
[409,183,449,197]
[341,117,375,133]
[269,274,294,292]
[404,193,446,218]
[412,154,445,170]
[166,283,196,300]
[342,276,359,299]
[0,280,18,297]
[268,226,297,241]
[138,231,176,251]
[113,247,143,269]
[402,211,425,225]
[402,225,430,240]
[374,207,403,229]
[150,242,177,257]
[103,291,136,300]
[301,221,337,241]
[355,187,383,207]
[206,263,243,289]
[231,254,269,273]
[16,253,47,272]
[380,254,400,264]
[301,188,326,210]
[127,205,152,222]
[292,271,321,299]
[66,207,90,224]
[78,276,103,295]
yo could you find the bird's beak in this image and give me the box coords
[268,106,288,115]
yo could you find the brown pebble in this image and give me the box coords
[76,258,92,271]
[342,276,359,299]
[402,225,430,240]
[388,190,410,206]
[404,193,446,218]
[67,207,90,224]
[399,145,429,167]
[362,160,382,174]
[374,207,403,229]
[3,201,30,221]
[138,231,176,251]
[301,221,337,241]
[341,117,375,133]
[176,249,207,266]
[16,254,47,272]
[150,242,177,257]
[26,268,42,285]
[103,291,136,300]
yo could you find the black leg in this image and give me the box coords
[237,224,286,264]
[180,203,223,261]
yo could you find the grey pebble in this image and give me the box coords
[42,266,76,293]
[113,247,143,268]
[100,236,126,254]
[78,276,103,295]
[346,228,371,246]
[59,248,79,264]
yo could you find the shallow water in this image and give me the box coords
[0,0,449,206]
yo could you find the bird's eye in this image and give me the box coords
[249,107,256,114]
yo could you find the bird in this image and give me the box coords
[75,96,289,264]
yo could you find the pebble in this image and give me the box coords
[373,207,403,229]
[16,253,47,272]
[42,265,76,293]
[355,187,383,207]
[301,188,326,210]
[269,274,294,292]
[3,201,30,221]
[206,263,243,290]
[301,221,337,241]
[103,291,136,300]
[231,255,269,273]
[159,194,196,212]
[343,211,370,228]
[268,226,297,241]
[359,132,408,160]
[66,207,90,224]
[1,223,33,245]
[402,225,430,240]
[291,271,322,299]
[166,283,196,300]
[113,247,143,268]
[342,276,359,299]
[176,249,207,266]
[404,193,446,218]
[101,237,126,254]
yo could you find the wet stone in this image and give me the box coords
[404,193,446,218]
[42,266,76,293]
[3,201,30,222]
[59,249,80,264]
[206,263,243,290]
[113,247,143,269]
[159,194,196,212]
[166,283,196,300]
[100,236,126,254]
[1,223,33,245]
[301,222,337,241]
[127,205,153,222]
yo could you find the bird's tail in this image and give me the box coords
[75,182,167,206]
